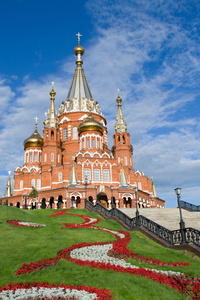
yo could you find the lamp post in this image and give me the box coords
[95,185,98,204]
[81,176,91,205]
[110,186,114,209]
[134,187,139,226]
[174,188,186,244]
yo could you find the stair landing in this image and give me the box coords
[119,208,200,231]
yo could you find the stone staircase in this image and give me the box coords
[119,208,200,231]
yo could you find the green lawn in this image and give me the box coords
[0,205,199,299]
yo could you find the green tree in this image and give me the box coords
[29,186,38,200]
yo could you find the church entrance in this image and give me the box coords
[57,195,63,209]
[41,198,46,209]
[97,193,108,208]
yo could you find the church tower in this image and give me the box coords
[42,83,61,167]
[112,92,133,168]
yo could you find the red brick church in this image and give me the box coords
[1,36,165,210]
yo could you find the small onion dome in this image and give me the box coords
[74,45,85,56]
[78,113,104,135]
[24,128,43,149]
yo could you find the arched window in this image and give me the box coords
[51,130,54,138]
[44,153,47,162]
[124,156,127,165]
[58,172,62,182]
[103,169,109,182]
[94,169,100,181]
[96,139,99,148]
[31,179,35,188]
[34,153,37,162]
[73,127,78,139]
[51,153,54,162]
[138,182,142,190]
[39,154,41,162]
[85,169,91,181]
[30,154,32,162]
[87,139,90,148]
[83,139,85,148]
[64,128,68,140]
[20,180,23,189]
[123,135,125,144]
[37,179,41,188]
[118,136,120,142]
[92,139,95,147]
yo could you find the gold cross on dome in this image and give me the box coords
[76,32,82,44]
[117,88,120,97]
[8,171,11,176]
[51,81,55,90]
[34,116,39,125]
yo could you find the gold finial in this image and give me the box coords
[8,171,11,176]
[34,116,39,131]
[50,82,56,99]
[76,32,82,45]
[117,88,120,97]
[34,116,39,126]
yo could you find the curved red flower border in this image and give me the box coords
[14,210,200,299]
[0,281,113,300]
[50,210,190,267]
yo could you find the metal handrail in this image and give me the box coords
[85,200,200,248]
[180,200,200,212]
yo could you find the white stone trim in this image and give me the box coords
[59,116,71,124]
[122,193,133,200]
[70,191,82,199]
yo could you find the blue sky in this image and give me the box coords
[0,0,200,207]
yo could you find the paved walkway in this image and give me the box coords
[119,208,200,231]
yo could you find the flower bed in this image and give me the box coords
[0,282,113,300]
[7,220,46,227]
[14,210,200,299]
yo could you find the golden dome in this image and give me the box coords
[24,122,43,149]
[78,113,104,135]
[74,45,85,56]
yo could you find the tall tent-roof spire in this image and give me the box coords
[119,163,129,187]
[63,33,102,115]
[3,171,12,197]
[151,177,158,198]
[115,89,127,133]
[44,82,58,128]
[68,159,78,186]
[67,33,93,103]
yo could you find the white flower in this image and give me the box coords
[0,287,97,300]
[18,221,46,227]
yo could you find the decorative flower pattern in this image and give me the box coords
[6,209,200,299]
[0,282,112,300]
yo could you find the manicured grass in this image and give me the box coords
[1,205,199,299]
